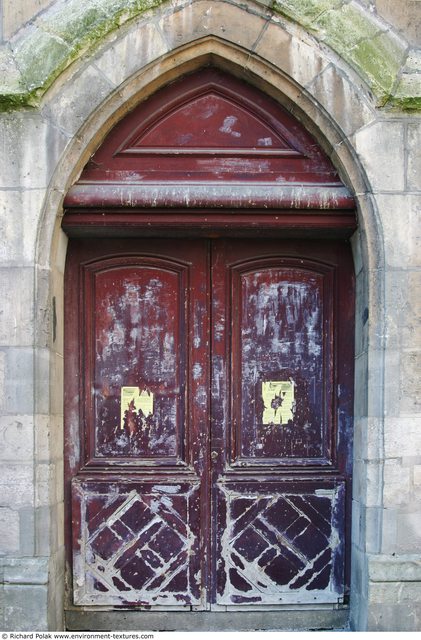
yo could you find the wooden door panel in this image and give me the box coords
[214,480,345,606]
[211,239,354,607]
[231,260,334,466]
[65,239,209,610]
[72,479,202,606]
[84,257,187,465]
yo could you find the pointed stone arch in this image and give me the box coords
[33,16,385,630]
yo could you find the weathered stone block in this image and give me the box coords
[383,459,411,506]
[370,580,421,605]
[0,268,34,346]
[367,602,421,631]
[355,269,369,358]
[158,1,267,52]
[384,417,421,458]
[350,28,406,100]
[307,62,375,137]
[255,22,329,89]
[376,194,421,268]
[369,553,421,582]
[12,24,70,92]
[35,414,64,463]
[407,122,421,191]
[400,351,421,413]
[0,507,20,554]
[403,272,421,350]
[2,555,49,584]
[414,465,421,486]
[1,347,34,414]
[365,506,383,554]
[354,352,368,419]
[273,0,343,29]
[35,505,51,557]
[94,21,168,88]
[383,349,402,418]
[3,584,48,631]
[34,347,51,416]
[0,463,34,508]
[35,463,55,508]
[384,269,421,351]
[35,504,65,558]
[43,62,113,137]
[0,112,67,189]
[375,0,421,47]
[354,121,405,192]
[354,416,384,463]
[0,414,34,461]
[19,506,35,556]
[0,189,46,265]
[2,0,53,40]
[380,507,397,554]
[367,348,387,418]
[395,506,421,553]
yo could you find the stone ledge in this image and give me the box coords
[368,554,421,583]
[0,0,418,111]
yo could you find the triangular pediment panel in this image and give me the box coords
[117,90,302,157]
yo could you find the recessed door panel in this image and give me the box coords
[215,480,345,606]
[72,479,202,606]
[86,258,187,462]
[231,261,333,465]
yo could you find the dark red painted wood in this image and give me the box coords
[62,209,356,239]
[210,239,354,606]
[63,68,355,220]
[65,238,354,609]
[65,239,210,607]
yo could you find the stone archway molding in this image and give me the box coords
[1,0,420,111]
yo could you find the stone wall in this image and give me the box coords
[1,0,420,45]
[0,0,420,631]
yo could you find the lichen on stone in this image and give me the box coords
[0,0,418,112]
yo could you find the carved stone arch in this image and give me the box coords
[35,34,383,632]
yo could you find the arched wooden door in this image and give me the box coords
[63,69,355,620]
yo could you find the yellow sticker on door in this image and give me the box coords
[120,387,154,429]
[262,380,295,425]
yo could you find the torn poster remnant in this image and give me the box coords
[262,380,295,425]
[120,387,154,430]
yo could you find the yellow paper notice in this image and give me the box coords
[120,387,154,429]
[262,380,295,426]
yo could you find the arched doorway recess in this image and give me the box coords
[63,68,356,630]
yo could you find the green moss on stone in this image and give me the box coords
[315,3,381,51]
[273,0,343,29]
[13,27,71,92]
[37,1,110,45]
[352,31,405,101]
[0,0,419,112]
[393,74,421,110]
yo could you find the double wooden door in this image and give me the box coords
[65,237,354,610]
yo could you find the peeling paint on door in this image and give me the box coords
[66,238,354,612]
[215,482,345,606]
[72,480,202,606]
